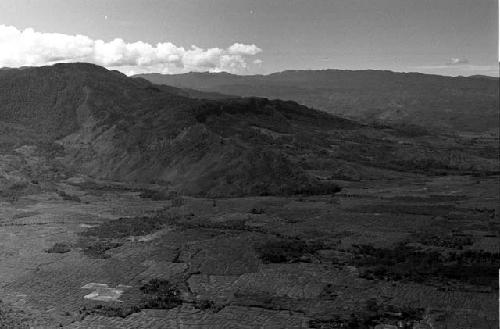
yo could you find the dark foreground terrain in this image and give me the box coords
[0,63,499,328]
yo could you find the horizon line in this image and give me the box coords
[2,62,499,79]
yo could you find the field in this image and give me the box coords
[1,173,498,328]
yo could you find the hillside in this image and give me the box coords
[1,64,498,198]
[135,70,500,133]
[1,64,499,329]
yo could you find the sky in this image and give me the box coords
[0,0,498,76]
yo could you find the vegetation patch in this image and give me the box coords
[249,207,265,214]
[77,214,176,259]
[346,204,457,216]
[232,292,297,312]
[79,304,141,319]
[292,182,342,196]
[80,215,172,240]
[415,232,473,249]
[256,238,324,263]
[352,244,500,288]
[175,215,249,231]
[57,190,81,202]
[139,279,183,309]
[0,182,30,202]
[192,299,222,312]
[46,242,71,254]
[139,189,173,201]
[81,240,123,259]
[12,211,40,219]
[385,195,466,203]
[309,299,424,329]
[319,283,339,300]
[71,181,141,192]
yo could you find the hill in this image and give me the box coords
[1,64,498,198]
[135,70,500,133]
[1,64,499,329]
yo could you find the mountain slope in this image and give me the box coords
[0,64,343,196]
[1,64,498,197]
[135,70,500,133]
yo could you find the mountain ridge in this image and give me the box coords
[1,63,498,198]
[135,69,499,133]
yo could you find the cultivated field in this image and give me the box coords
[1,174,498,328]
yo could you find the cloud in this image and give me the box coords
[446,57,469,65]
[228,43,261,56]
[0,25,262,74]
[253,59,263,65]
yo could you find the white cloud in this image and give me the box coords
[0,25,262,74]
[227,43,261,56]
[253,59,263,65]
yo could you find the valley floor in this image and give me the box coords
[0,175,499,328]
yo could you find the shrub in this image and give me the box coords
[140,279,182,309]
[193,299,221,312]
[249,208,265,214]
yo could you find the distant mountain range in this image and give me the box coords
[135,70,499,133]
[1,64,498,197]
